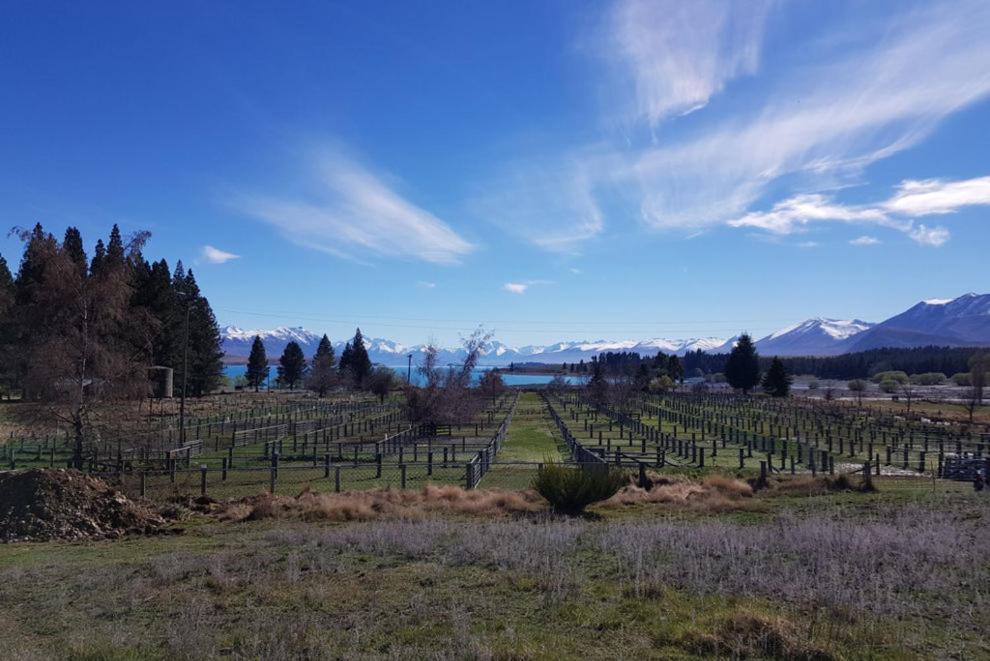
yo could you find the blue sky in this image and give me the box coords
[2,0,989,347]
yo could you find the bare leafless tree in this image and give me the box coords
[404,328,491,427]
[478,368,506,404]
[367,366,396,404]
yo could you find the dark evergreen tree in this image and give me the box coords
[14,223,56,305]
[0,254,14,394]
[89,238,106,275]
[338,341,353,376]
[348,328,372,386]
[277,341,307,389]
[667,354,684,383]
[0,254,13,310]
[724,333,761,393]
[307,334,337,397]
[173,268,224,396]
[762,357,791,397]
[588,355,608,405]
[106,224,125,268]
[62,227,88,278]
[134,258,178,366]
[246,335,269,392]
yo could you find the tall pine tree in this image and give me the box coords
[176,269,224,396]
[246,336,269,392]
[62,227,88,278]
[762,357,791,397]
[0,253,12,312]
[277,341,307,389]
[308,334,337,397]
[338,341,353,377]
[725,333,761,393]
[348,328,372,386]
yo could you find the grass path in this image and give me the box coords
[496,391,567,463]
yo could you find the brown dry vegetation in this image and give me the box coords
[680,609,837,660]
[224,484,546,522]
[605,472,756,512]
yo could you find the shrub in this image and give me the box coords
[532,461,626,515]
[872,370,909,385]
[951,372,972,386]
[879,379,899,394]
[910,372,946,385]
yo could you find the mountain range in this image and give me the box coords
[221,293,990,365]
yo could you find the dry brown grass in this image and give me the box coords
[768,474,874,497]
[223,484,546,522]
[682,610,837,660]
[604,473,754,511]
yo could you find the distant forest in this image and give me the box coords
[680,346,988,380]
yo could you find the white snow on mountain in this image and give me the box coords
[220,294,989,363]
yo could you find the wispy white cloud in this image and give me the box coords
[797,241,819,249]
[728,195,885,234]
[627,1,990,230]
[906,224,950,247]
[235,149,474,265]
[473,154,606,254]
[883,176,990,216]
[502,279,553,295]
[500,1,990,252]
[727,173,990,246]
[202,245,240,264]
[849,235,881,246]
[607,0,772,127]
[417,281,436,289]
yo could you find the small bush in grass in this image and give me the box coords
[532,461,626,515]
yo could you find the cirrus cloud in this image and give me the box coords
[201,245,240,264]
[234,148,475,265]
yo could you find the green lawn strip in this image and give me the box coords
[495,392,567,463]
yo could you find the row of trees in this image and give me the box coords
[0,223,224,466]
[243,328,398,401]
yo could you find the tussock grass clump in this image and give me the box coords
[532,461,627,515]
[224,485,544,522]
[605,473,753,511]
[683,610,836,661]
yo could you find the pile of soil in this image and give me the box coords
[0,469,166,542]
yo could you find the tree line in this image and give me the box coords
[680,344,989,380]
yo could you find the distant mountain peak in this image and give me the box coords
[220,293,989,363]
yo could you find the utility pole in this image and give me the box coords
[407,354,413,384]
[179,301,191,445]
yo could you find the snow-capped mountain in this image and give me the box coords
[754,319,875,356]
[842,293,990,352]
[220,293,990,364]
[221,329,735,365]
[221,326,324,359]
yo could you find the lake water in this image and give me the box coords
[222,364,584,389]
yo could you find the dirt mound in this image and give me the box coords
[222,485,546,522]
[0,469,166,542]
